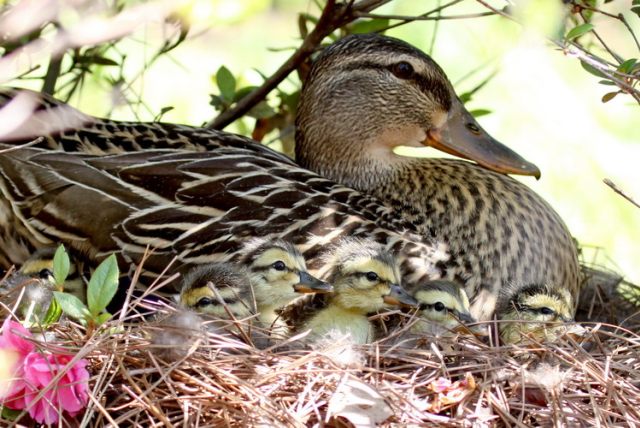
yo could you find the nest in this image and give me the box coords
[2,286,640,428]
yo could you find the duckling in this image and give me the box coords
[180,239,331,332]
[0,247,85,322]
[18,247,86,302]
[179,262,254,318]
[300,239,417,344]
[496,283,579,344]
[407,280,479,337]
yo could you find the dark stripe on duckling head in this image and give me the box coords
[180,263,249,294]
[240,238,303,266]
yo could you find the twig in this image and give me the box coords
[207,0,391,130]
[603,178,640,209]
[355,10,495,21]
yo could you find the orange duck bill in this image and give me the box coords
[425,99,541,179]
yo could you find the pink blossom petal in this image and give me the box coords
[0,319,34,355]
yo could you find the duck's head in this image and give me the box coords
[296,33,539,185]
[324,239,417,314]
[17,247,85,301]
[180,263,254,318]
[18,247,68,286]
[407,280,480,336]
[497,283,577,344]
[240,238,332,310]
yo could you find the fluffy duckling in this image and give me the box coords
[180,239,331,331]
[0,247,85,322]
[18,247,86,301]
[496,283,580,344]
[301,239,418,344]
[407,280,479,337]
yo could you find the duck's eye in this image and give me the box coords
[391,61,414,79]
[196,297,213,307]
[434,302,446,312]
[365,271,379,282]
[38,269,53,279]
[272,261,286,271]
[466,123,481,134]
[538,307,555,316]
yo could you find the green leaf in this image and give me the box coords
[565,23,594,41]
[598,79,616,86]
[350,18,390,35]
[53,291,90,323]
[41,297,62,326]
[580,60,607,78]
[1,406,22,420]
[233,86,258,102]
[87,254,119,316]
[469,109,492,118]
[459,92,472,104]
[53,245,70,288]
[76,55,119,66]
[95,312,112,326]
[216,66,236,102]
[209,94,228,111]
[618,58,637,74]
[248,101,276,119]
[601,91,619,103]
[632,6,640,18]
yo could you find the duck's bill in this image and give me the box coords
[425,100,541,179]
[383,285,419,308]
[294,271,333,294]
[452,311,488,336]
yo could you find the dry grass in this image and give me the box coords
[2,275,640,428]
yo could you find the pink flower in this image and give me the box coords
[0,318,34,407]
[0,318,90,425]
[0,318,34,356]
[21,353,90,425]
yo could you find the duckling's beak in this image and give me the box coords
[293,271,333,294]
[425,99,541,179]
[452,311,489,336]
[383,284,419,308]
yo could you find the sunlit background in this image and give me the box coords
[5,0,639,285]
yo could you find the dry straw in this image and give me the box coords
[1,265,640,427]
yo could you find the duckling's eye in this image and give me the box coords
[466,123,481,135]
[391,61,414,79]
[434,302,446,312]
[272,261,286,271]
[38,269,53,279]
[538,307,555,316]
[365,271,379,282]
[196,297,213,307]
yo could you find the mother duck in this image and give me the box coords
[0,34,580,321]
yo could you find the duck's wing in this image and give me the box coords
[0,145,443,288]
[0,88,296,163]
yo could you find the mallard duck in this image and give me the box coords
[180,239,331,331]
[296,239,417,344]
[294,34,581,321]
[406,280,478,337]
[0,34,579,324]
[496,283,581,344]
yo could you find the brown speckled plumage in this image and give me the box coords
[0,34,580,321]
[296,34,580,320]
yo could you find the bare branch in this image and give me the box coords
[604,179,640,210]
